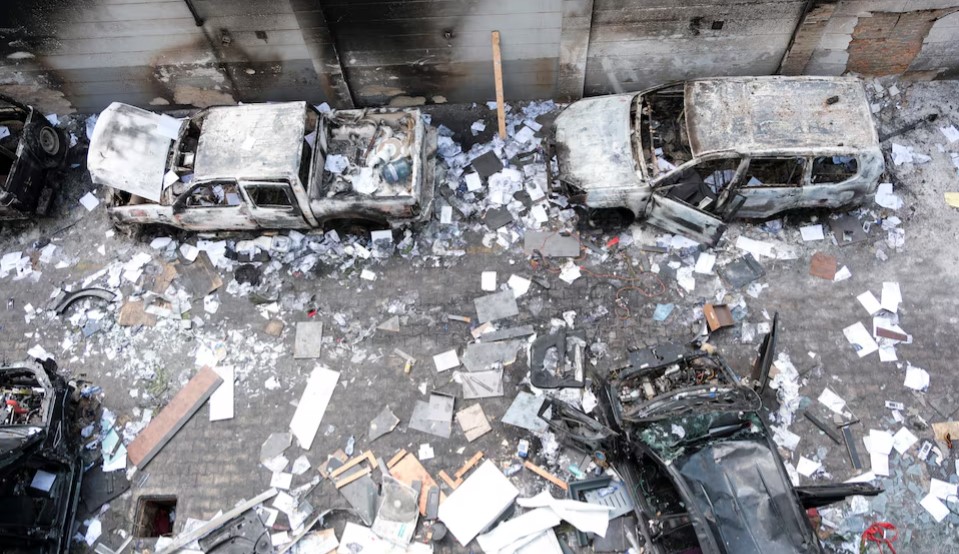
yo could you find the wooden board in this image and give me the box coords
[388,452,446,515]
[128,366,223,468]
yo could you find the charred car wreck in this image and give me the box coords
[87,102,436,232]
[553,76,883,245]
[0,95,69,222]
[0,361,83,553]
[543,323,882,553]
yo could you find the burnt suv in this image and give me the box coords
[0,95,69,222]
[0,361,83,553]
[544,319,882,553]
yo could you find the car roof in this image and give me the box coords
[193,102,308,183]
[685,76,879,157]
[676,439,820,553]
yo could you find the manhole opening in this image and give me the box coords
[134,495,177,538]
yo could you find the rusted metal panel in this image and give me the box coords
[685,76,879,156]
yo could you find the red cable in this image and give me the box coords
[861,522,897,554]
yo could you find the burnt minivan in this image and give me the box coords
[553,76,883,245]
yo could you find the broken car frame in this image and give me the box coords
[87,102,437,233]
[543,321,882,553]
[553,76,884,245]
[0,94,69,222]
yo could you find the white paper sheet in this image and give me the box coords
[476,507,560,554]
[843,322,878,357]
[481,271,497,291]
[694,252,716,274]
[289,367,339,449]
[881,282,901,313]
[507,274,531,298]
[920,493,950,522]
[904,365,930,391]
[439,461,519,546]
[799,224,824,241]
[892,427,918,454]
[209,365,234,421]
[517,490,613,537]
[796,457,821,477]
[433,350,460,372]
[857,291,882,315]
[818,387,847,414]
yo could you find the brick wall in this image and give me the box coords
[780,2,838,75]
[847,10,945,75]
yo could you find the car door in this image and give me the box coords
[735,156,806,218]
[240,181,310,230]
[802,155,862,208]
[644,156,745,246]
[172,180,256,231]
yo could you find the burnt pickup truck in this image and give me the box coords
[87,102,436,232]
[0,95,69,222]
[554,76,883,245]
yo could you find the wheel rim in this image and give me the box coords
[39,127,59,155]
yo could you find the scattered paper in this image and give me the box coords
[517,490,613,537]
[433,349,460,372]
[558,261,581,284]
[881,282,901,313]
[929,478,958,500]
[857,291,882,315]
[796,457,821,477]
[892,427,918,454]
[481,271,497,291]
[843,322,878,357]
[507,274,531,297]
[289,367,339,449]
[79,192,100,211]
[209,365,234,421]
[694,252,716,274]
[904,364,930,391]
[920,493,950,522]
[875,182,903,210]
[940,125,959,143]
[818,387,847,415]
[800,224,824,241]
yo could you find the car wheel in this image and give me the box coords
[34,124,67,169]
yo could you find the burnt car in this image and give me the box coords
[553,76,883,245]
[0,94,69,222]
[544,321,882,553]
[87,101,436,233]
[0,361,83,553]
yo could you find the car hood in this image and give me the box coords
[675,439,820,553]
[87,102,180,202]
[554,93,642,191]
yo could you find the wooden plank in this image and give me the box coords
[329,450,374,479]
[387,449,409,468]
[335,466,372,488]
[438,470,458,490]
[128,366,222,469]
[524,461,568,491]
[491,31,506,139]
[454,451,485,479]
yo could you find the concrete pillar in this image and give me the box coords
[557,0,594,102]
[780,1,838,75]
[290,0,355,108]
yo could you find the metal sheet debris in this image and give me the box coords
[460,369,504,399]
[409,400,453,438]
[461,340,524,372]
[369,406,400,441]
[523,231,581,257]
[474,290,519,323]
[502,392,549,433]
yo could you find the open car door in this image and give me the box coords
[644,194,727,246]
[750,311,778,394]
[644,157,747,246]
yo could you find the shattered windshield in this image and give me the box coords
[638,411,764,462]
[637,84,693,179]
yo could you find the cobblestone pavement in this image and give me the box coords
[1,80,959,553]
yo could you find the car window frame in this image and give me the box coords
[809,154,862,185]
[175,179,243,210]
[741,155,808,188]
[241,180,297,212]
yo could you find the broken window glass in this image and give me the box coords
[743,157,805,187]
[659,157,741,211]
[639,85,693,175]
[246,184,294,209]
[811,155,858,184]
[184,182,241,207]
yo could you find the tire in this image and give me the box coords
[31,121,68,169]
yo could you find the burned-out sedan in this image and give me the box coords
[553,76,883,245]
[546,322,881,553]
[0,361,83,553]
